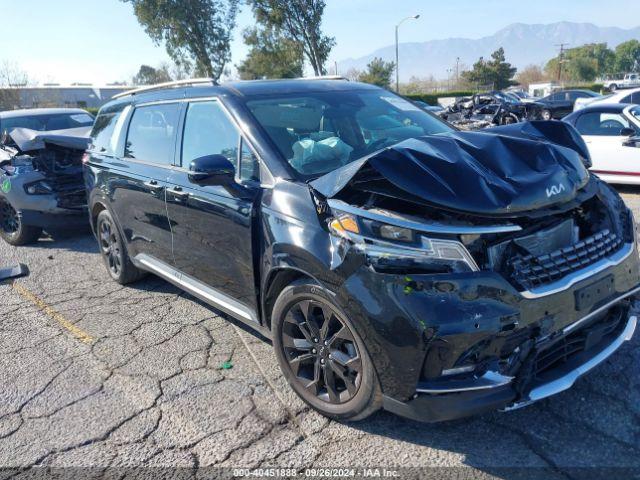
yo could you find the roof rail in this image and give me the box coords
[298,75,349,81]
[112,78,217,99]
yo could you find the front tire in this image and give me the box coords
[0,197,42,246]
[271,280,382,421]
[609,84,618,92]
[96,210,145,284]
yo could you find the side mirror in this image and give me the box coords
[620,127,636,137]
[623,136,640,148]
[188,154,235,185]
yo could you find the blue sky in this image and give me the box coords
[2,0,639,84]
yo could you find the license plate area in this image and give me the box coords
[575,275,615,311]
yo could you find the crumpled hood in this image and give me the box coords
[310,121,591,216]
[8,126,91,153]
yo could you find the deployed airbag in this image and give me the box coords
[311,121,590,216]
[291,135,353,173]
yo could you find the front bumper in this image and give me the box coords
[19,208,88,229]
[382,307,637,423]
[335,238,640,422]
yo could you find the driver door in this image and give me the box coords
[575,111,640,177]
[165,99,261,312]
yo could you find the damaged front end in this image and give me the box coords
[310,121,640,421]
[438,92,542,130]
[0,127,90,229]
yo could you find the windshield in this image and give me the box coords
[245,89,453,178]
[0,112,94,133]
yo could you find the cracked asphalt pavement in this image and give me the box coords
[0,190,639,479]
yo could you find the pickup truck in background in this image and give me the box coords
[604,73,640,91]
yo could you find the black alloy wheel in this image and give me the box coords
[95,209,145,284]
[282,299,362,404]
[99,217,123,277]
[0,198,19,234]
[0,197,42,245]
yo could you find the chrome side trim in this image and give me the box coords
[520,243,635,299]
[416,370,514,394]
[134,253,258,323]
[563,284,640,334]
[327,199,522,235]
[504,315,637,411]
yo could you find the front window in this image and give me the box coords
[245,89,453,178]
[1,112,94,133]
[181,100,239,167]
[575,111,637,136]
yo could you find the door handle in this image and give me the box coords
[143,180,164,193]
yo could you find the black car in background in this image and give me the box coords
[85,78,639,422]
[0,109,93,245]
[537,89,601,120]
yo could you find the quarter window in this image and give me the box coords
[125,103,180,164]
[91,106,125,155]
[239,138,260,183]
[182,101,239,167]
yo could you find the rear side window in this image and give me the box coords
[91,107,125,155]
[181,101,239,166]
[125,103,180,165]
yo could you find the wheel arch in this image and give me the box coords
[262,266,323,331]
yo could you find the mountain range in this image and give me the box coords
[337,22,640,81]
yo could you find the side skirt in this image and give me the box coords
[133,253,270,336]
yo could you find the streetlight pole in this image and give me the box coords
[395,14,420,92]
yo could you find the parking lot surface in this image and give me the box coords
[1,189,639,479]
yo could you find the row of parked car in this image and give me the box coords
[1,77,638,424]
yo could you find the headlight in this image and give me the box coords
[328,212,479,273]
[24,180,53,195]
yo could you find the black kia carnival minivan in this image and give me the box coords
[84,78,639,422]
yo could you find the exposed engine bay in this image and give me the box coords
[0,127,90,215]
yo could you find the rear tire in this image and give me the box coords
[271,280,382,421]
[0,197,42,246]
[96,210,145,285]
[609,84,618,92]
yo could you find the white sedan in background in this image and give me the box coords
[574,87,640,111]
[563,104,640,185]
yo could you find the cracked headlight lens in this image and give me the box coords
[328,212,478,272]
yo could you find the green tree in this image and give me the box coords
[237,27,303,79]
[121,0,239,81]
[461,48,517,90]
[247,0,335,76]
[132,64,172,85]
[614,40,640,73]
[545,43,615,82]
[358,57,395,89]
